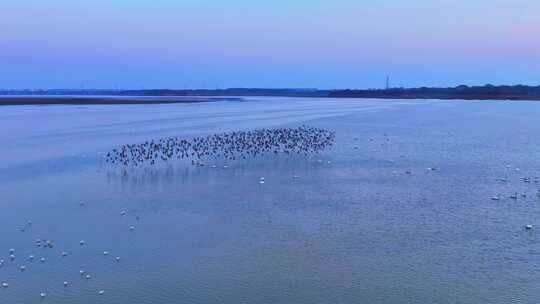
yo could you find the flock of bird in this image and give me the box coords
[352,135,537,231]
[0,202,137,300]
[105,126,335,167]
[489,167,540,230]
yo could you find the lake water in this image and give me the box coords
[1,97,539,303]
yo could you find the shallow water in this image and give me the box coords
[1,97,539,304]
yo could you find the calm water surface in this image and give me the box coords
[0,97,539,303]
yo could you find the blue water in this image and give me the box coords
[0,97,539,303]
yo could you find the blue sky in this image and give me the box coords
[1,0,539,89]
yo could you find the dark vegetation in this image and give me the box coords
[329,85,540,100]
[2,85,540,103]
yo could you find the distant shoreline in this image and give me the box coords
[2,84,540,104]
[0,96,243,106]
[327,93,540,101]
[1,95,537,106]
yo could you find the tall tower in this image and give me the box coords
[385,75,390,90]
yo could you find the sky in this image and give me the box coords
[1,0,539,89]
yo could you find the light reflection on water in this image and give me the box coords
[0,98,539,304]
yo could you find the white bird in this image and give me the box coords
[40,292,46,298]
[115,256,121,262]
[40,257,45,263]
[525,224,534,230]
[99,290,105,295]
[103,251,109,256]
[29,255,35,260]
[80,240,85,245]
[2,283,8,288]
[491,196,500,201]
[63,281,69,287]
[120,210,126,216]
[129,226,135,231]
[10,254,15,260]
[79,270,85,275]
[61,252,68,257]
[20,265,26,271]
[85,274,92,280]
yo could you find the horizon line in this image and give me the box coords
[1,83,540,92]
